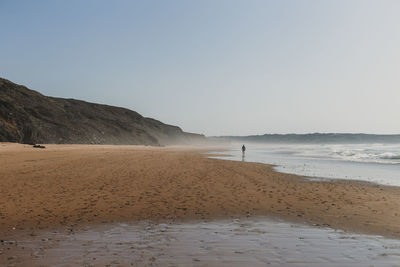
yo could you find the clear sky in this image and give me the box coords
[1,0,399,136]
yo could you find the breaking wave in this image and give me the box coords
[329,145,400,164]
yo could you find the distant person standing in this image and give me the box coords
[242,144,246,156]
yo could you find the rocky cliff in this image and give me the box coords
[0,78,204,146]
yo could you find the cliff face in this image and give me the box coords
[0,78,204,146]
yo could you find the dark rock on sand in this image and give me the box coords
[0,78,204,146]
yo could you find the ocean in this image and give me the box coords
[215,142,400,186]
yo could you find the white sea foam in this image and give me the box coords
[328,144,400,164]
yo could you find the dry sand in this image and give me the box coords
[1,142,400,240]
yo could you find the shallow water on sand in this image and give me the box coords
[212,143,400,186]
[5,217,400,266]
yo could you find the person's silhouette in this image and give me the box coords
[241,144,246,161]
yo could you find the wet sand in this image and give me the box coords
[3,217,400,266]
[1,143,400,264]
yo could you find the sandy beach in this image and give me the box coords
[1,143,400,264]
[1,143,400,236]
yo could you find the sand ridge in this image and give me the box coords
[1,143,400,239]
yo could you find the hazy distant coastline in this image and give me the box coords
[212,133,400,144]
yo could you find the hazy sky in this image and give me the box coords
[1,1,399,136]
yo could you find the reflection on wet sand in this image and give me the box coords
[4,217,400,266]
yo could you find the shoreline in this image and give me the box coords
[213,152,395,192]
[214,153,400,195]
[1,143,400,240]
